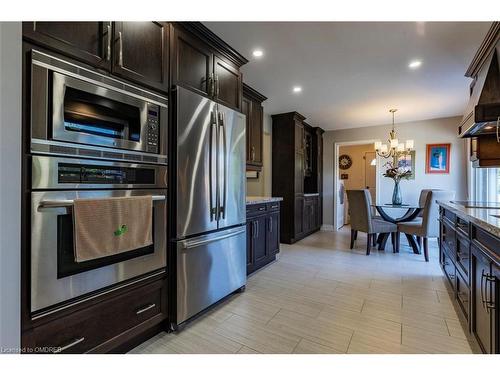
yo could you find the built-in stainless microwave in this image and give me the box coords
[30,50,168,164]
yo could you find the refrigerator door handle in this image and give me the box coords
[180,227,246,249]
[218,111,227,220]
[209,110,218,221]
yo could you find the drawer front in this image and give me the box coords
[442,250,456,289]
[246,203,267,217]
[456,216,470,237]
[443,209,456,223]
[456,234,471,279]
[267,201,280,211]
[442,220,457,256]
[31,279,165,353]
[456,270,470,320]
[472,225,500,259]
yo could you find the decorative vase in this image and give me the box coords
[392,180,402,205]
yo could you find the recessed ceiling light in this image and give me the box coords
[252,49,263,58]
[408,60,422,69]
[293,86,302,93]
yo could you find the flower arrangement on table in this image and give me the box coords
[383,161,412,205]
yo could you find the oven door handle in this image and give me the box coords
[39,195,166,209]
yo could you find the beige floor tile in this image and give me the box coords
[347,332,425,354]
[445,318,469,340]
[218,293,281,324]
[293,339,343,354]
[266,308,353,353]
[237,346,261,354]
[319,305,402,344]
[402,325,474,354]
[215,314,301,354]
[361,300,450,337]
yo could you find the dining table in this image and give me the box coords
[371,203,423,253]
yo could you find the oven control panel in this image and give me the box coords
[146,104,160,153]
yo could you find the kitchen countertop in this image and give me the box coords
[437,200,500,238]
[246,196,283,205]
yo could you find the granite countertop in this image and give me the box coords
[246,196,284,205]
[437,200,500,238]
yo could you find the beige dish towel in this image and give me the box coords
[73,196,153,262]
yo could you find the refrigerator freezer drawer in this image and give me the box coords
[176,226,246,324]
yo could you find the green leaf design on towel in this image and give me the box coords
[114,224,128,237]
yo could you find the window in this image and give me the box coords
[472,167,500,202]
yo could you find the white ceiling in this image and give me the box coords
[204,22,491,130]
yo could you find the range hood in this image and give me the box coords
[459,43,500,137]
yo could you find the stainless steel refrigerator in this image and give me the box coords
[173,86,246,326]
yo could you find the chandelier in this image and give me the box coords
[374,109,414,159]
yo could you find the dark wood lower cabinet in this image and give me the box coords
[246,202,281,275]
[22,276,167,353]
[439,205,499,354]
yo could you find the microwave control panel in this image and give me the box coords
[146,104,160,153]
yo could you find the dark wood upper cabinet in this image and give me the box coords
[170,23,247,111]
[171,26,213,97]
[214,56,242,110]
[22,22,111,69]
[243,84,267,171]
[112,22,169,93]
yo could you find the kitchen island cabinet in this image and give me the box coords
[438,201,499,354]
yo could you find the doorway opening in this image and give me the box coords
[334,141,380,230]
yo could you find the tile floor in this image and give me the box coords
[130,228,476,354]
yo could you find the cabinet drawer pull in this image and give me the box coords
[53,337,85,353]
[258,206,266,211]
[136,303,156,315]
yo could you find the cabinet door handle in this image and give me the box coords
[269,217,272,233]
[53,337,85,353]
[118,31,123,67]
[136,303,156,315]
[215,74,220,98]
[480,270,487,311]
[106,23,112,61]
[485,274,496,311]
[251,146,255,161]
[208,73,214,96]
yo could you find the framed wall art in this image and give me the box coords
[426,143,450,174]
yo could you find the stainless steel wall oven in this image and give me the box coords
[30,156,168,315]
[30,50,168,165]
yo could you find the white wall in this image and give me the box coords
[0,22,21,352]
[246,112,272,196]
[323,116,468,228]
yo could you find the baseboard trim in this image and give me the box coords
[321,224,334,232]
